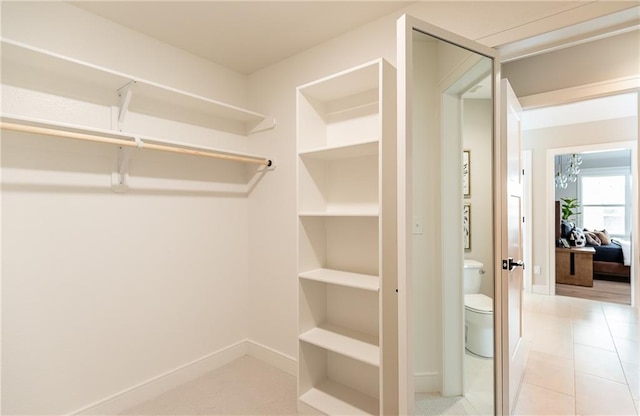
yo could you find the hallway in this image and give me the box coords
[514,292,639,415]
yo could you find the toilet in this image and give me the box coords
[464,259,493,358]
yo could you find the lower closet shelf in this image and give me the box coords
[299,325,379,367]
[300,379,379,416]
[299,268,379,292]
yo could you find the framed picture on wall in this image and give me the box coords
[463,203,471,250]
[463,150,471,197]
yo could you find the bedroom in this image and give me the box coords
[522,92,637,305]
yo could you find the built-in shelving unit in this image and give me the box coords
[296,59,397,415]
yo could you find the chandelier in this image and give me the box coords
[555,153,582,188]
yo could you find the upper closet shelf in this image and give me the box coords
[298,59,380,102]
[299,139,379,160]
[0,38,274,135]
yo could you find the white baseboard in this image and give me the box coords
[72,340,248,415]
[532,284,549,295]
[247,340,297,376]
[414,371,440,393]
[70,339,296,415]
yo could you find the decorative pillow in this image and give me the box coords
[594,229,611,245]
[571,228,586,247]
[584,231,601,246]
[560,220,574,238]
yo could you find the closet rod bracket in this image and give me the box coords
[111,146,132,193]
[117,80,137,131]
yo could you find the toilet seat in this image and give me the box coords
[464,293,493,314]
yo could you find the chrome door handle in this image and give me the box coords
[502,257,525,271]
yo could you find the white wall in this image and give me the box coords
[463,99,495,296]
[411,37,443,391]
[503,29,640,98]
[523,117,637,289]
[1,3,253,414]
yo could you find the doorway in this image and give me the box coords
[520,92,639,306]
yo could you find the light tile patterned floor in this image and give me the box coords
[515,292,639,416]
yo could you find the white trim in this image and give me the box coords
[70,340,295,415]
[519,76,640,110]
[523,150,533,293]
[247,340,297,376]
[414,372,440,393]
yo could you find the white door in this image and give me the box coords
[501,78,525,413]
[397,14,502,415]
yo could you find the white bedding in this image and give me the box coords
[613,239,631,266]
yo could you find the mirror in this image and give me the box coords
[411,29,495,414]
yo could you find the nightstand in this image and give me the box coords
[556,247,596,287]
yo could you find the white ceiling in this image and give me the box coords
[70,1,639,75]
[71,1,413,74]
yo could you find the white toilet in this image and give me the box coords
[464,259,493,358]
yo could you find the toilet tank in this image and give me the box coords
[464,259,484,294]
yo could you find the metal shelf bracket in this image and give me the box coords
[117,80,137,131]
[111,146,132,193]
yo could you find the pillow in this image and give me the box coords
[584,231,601,246]
[571,228,586,247]
[560,220,574,239]
[594,229,611,245]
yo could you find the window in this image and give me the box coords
[580,168,631,237]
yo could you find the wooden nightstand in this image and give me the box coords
[556,247,596,287]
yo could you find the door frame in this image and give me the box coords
[396,14,501,415]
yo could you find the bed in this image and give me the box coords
[592,241,631,282]
[556,201,630,282]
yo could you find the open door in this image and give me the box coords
[397,14,508,415]
[499,78,526,414]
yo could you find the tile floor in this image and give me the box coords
[515,292,639,415]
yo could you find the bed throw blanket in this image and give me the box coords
[613,239,631,266]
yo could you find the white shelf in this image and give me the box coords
[299,325,379,367]
[300,380,379,416]
[299,139,379,160]
[299,269,379,292]
[298,210,379,218]
[298,60,380,103]
[1,38,269,133]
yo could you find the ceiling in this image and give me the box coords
[71,1,413,74]
[71,1,639,75]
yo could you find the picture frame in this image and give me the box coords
[463,150,471,197]
[463,203,471,250]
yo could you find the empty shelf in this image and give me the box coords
[299,139,379,160]
[299,325,379,367]
[299,269,379,292]
[300,379,379,416]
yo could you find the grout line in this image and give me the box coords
[603,304,639,404]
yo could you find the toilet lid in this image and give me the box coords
[464,294,493,313]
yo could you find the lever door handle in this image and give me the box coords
[502,257,525,271]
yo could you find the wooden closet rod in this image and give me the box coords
[0,121,273,167]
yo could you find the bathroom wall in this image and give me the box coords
[463,99,494,297]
